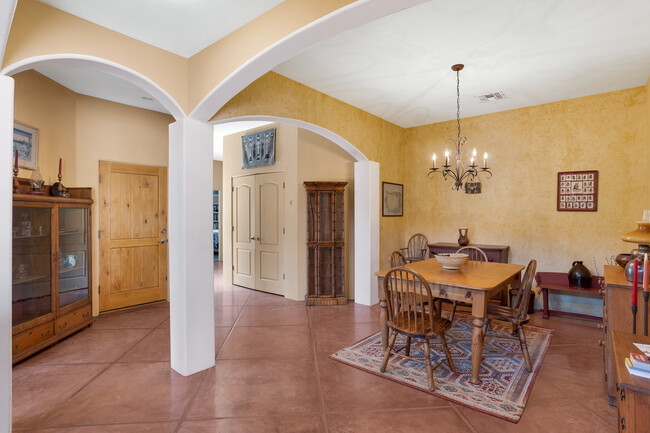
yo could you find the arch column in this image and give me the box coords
[168,118,215,375]
[354,160,380,306]
[0,74,14,431]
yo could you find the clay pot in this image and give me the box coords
[615,253,634,268]
[458,228,469,246]
[568,261,592,289]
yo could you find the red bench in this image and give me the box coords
[534,272,603,320]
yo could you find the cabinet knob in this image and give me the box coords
[597,324,604,330]
[598,340,605,347]
[598,289,605,296]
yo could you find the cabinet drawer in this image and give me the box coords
[55,305,92,334]
[13,321,54,357]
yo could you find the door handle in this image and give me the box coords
[249,236,260,241]
[158,239,167,244]
[160,228,166,234]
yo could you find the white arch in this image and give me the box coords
[1,54,186,121]
[211,115,368,162]
[190,0,429,121]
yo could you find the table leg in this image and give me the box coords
[542,288,550,319]
[470,293,487,385]
[380,299,388,350]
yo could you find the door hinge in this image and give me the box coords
[232,226,234,231]
[98,174,101,183]
[232,187,234,192]
[232,265,235,270]
[98,285,101,294]
[283,228,285,234]
[283,182,285,188]
[621,416,626,430]
[620,387,626,401]
[604,372,608,383]
[98,229,103,239]
[283,273,285,280]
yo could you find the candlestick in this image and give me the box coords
[13,150,19,194]
[432,153,437,169]
[14,150,18,170]
[58,158,62,178]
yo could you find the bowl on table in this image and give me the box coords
[434,253,468,270]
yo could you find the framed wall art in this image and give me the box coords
[13,121,38,170]
[557,170,598,212]
[382,182,403,217]
[242,128,276,169]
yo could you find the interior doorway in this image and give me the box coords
[232,172,284,295]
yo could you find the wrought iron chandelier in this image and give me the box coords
[428,64,491,190]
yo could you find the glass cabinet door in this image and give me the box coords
[12,206,52,327]
[58,207,89,308]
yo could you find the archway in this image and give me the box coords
[211,115,379,306]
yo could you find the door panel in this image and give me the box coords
[233,177,254,288]
[99,162,167,312]
[254,173,284,295]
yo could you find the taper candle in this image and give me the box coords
[643,253,650,292]
[14,150,18,170]
[444,150,449,166]
[58,158,62,178]
[483,152,488,168]
[632,258,639,305]
[432,153,437,169]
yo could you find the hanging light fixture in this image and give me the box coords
[428,64,492,190]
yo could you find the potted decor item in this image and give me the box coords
[568,261,592,289]
[458,228,469,246]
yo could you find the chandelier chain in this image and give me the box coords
[456,69,461,142]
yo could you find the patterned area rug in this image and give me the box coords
[330,314,554,423]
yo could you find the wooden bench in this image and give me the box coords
[535,272,603,320]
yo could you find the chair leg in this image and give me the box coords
[439,333,456,371]
[380,331,397,373]
[405,336,411,356]
[482,317,489,336]
[518,326,533,372]
[423,339,435,391]
[449,301,458,322]
[511,323,518,336]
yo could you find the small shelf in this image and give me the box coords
[12,274,49,285]
[13,234,49,240]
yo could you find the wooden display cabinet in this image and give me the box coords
[304,182,347,306]
[12,182,93,363]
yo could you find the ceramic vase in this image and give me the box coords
[458,228,469,246]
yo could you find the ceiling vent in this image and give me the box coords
[478,91,506,103]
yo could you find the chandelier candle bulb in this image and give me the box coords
[445,150,449,166]
[484,152,488,168]
[432,153,437,169]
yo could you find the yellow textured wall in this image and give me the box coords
[13,70,76,184]
[404,87,648,277]
[13,71,174,316]
[213,72,409,268]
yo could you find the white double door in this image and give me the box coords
[232,173,284,295]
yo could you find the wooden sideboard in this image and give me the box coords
[428,242,509,263]
[612,331,650,432]
[603,265,645,406]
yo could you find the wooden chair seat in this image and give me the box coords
[388,312,452,337]
[400,234,429,263]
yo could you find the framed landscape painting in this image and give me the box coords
[13,121,38,170]
[382,182,403,217]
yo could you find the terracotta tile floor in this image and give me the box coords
[12,262,616,432]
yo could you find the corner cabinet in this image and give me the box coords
[305,181,347,306]
[12,191,94,363]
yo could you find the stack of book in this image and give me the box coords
[625,343,650,379]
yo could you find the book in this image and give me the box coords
[625,358,650,379]
[630,353,650,372]
[633,343,650,357]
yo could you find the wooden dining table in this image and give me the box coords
[376,258,524,385]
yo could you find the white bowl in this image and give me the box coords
[434,253,468,270]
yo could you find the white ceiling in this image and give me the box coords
[274,0,650,128]
[35,65,169,114]
[213,121,273,161]
[38,0,285,58]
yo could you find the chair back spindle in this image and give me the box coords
[511,260,537,319]
[384,268,437,334]
[389,250,407,268]
[456,246,488,262]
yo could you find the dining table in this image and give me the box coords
[376,258,524,385]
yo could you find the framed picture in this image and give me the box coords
[382,182,403,217]
[13,121,38,170]
[557,170,598,212]
[242,128,276,169]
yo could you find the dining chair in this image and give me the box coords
[389,250,407,268]
[482,259,537,372]
[447,246,489,321]
[400,233,429,263]
[380,267,456,391]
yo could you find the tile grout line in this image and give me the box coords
[450,405,480,433]
[306,306,330,433]
[172,277,252,432]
